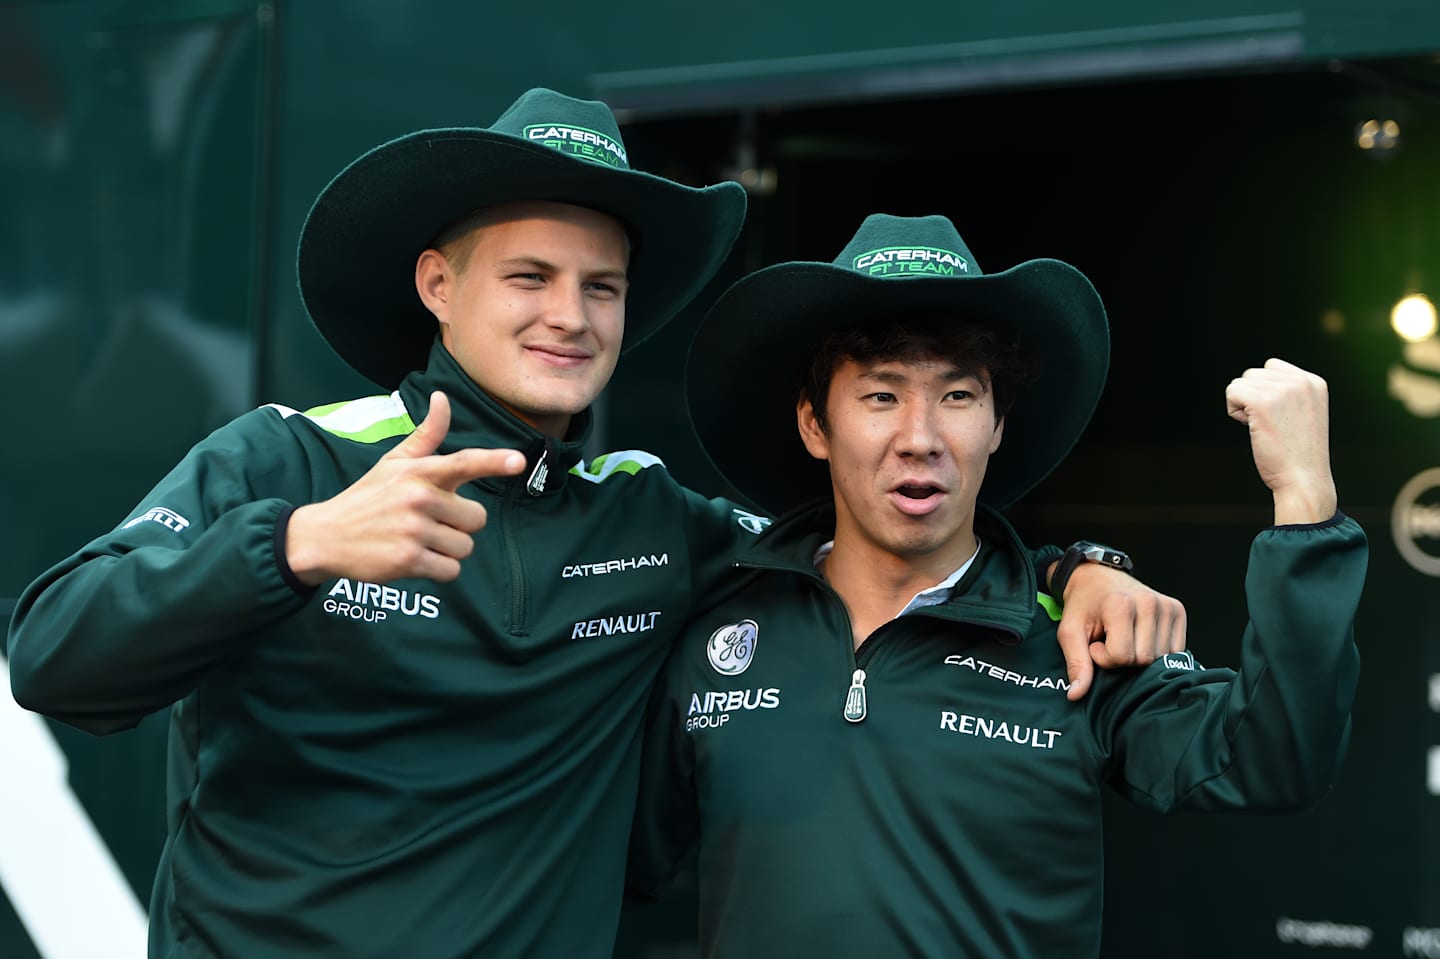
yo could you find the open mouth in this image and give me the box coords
[890,484,946,516]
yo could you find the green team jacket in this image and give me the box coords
[6,342,770,959]
[627,502,1367,958]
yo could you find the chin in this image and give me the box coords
[526,388,596,418]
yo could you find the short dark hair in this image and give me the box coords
[800,320,1037,433]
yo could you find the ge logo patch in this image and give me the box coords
[707,619,758,675]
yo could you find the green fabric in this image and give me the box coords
[686,213,1109,514]
[302,397,418,443]
[627,504,1366,958]
[297,87,747,389]
[7,341,767,959]
[573,451,658,481]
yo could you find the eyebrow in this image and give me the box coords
[857,367,978,385]
[495,257,628,284]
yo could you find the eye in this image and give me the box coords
[863,392,897,404]
[946,389,975,402]
[585,281,621,298]
[508,272,545,284]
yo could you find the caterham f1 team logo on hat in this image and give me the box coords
[707,619,759,675]
[523,123,629,168]
[853,246,970,278]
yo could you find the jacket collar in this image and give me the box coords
[397,339,590,496]
[738,499,1040,642]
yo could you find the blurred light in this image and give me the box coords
[734,167,778,195]
[1320,308,1345,335]
[1392,294,1438,342]
[1357,119,1377,150]
[1355,118,1400,153]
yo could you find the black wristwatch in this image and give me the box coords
[1049,541,1134,599]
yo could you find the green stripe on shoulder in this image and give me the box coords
[300,392,416,443]
[1037,592,1062,623]
[571,450,666,484]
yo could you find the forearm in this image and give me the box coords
[1105,515,1366,813]
[1224,513,1364,803]
[7,499,310,733]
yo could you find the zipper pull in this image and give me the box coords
[526,447,550,496]
[843,668,867,723]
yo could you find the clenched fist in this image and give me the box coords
[1225,359,1336,526]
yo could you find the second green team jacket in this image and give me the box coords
[7,342,769,959]
[627,502,1367,958]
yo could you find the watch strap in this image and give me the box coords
[1049,541,1132,599]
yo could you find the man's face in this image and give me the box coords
[417,201,629,437]
[798,355,1003,566]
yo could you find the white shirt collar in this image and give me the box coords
[811,538,982,617]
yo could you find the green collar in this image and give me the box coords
[398,339,591,497]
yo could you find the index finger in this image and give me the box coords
[427,448,527,492]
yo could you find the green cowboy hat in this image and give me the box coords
[687,213,1109,515]
[297,87,747,388]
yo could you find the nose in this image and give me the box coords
[894,403,944,458]
[543,281,591,335]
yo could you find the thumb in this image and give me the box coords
[386,391,450,460]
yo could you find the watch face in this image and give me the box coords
[1076,542,1133,570]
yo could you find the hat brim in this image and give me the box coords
[686,259,1109,514]
[298,129,746,388]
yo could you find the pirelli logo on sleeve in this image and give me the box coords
[122,506,190,533]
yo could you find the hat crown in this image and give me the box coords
[489,87,631,170]
[835,213,982,281]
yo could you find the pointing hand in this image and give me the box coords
[286,392,526,585]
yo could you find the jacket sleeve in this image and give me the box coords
[1087,514,1366,813]
[677,485,772,598]
[626,643,700,898]
[6,408,316,734]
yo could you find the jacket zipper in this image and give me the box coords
[502,484,527,635]
[525,447,549,496]
[737,557,873,724]
[844,668,867,722]
[506,439,558,634]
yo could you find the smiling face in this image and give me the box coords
[797,354,1003,571]
[415,200,630,437]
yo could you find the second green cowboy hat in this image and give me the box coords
[687,213,1110,515]
[298,87,747,389]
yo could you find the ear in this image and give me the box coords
[988,416,1005,455]
[797,396,830,462]
[415,249,453,322]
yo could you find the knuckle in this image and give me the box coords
[397,513,430,539]
[1103,591,1138,616]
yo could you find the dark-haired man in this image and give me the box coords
[628,213,1366,957]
